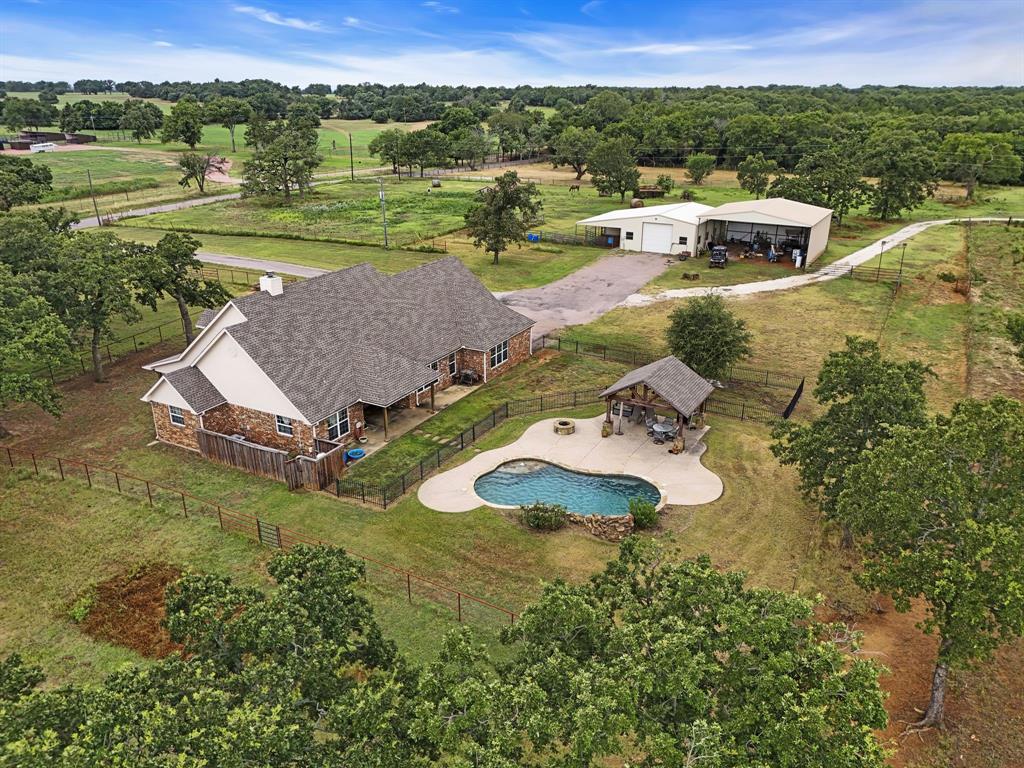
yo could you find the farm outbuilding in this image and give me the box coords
[576,202,714,256]
[696,198,833,266]
[576,197,833,265]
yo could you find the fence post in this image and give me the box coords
[114,472,121,493]
[181,493,188,517]
[146,481,153,505]
[133,335,139,353]
[740,402,746,421]
[84,463,91,487]
[457,592,462,622]
[407,573,412,603]
[5,447,11,467]
[30,453,38,475]
[57,458,64,480]
[460,432,464,450]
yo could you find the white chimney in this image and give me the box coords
[259,271,283,296]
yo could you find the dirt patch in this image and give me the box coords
[78,563,183,658]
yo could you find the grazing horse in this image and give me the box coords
[568,183,580,194]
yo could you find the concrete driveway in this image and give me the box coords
[497,251,670,336]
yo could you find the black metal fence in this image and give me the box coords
[334,389,607,508]
[536,335,805,391]
[331,370,801,510]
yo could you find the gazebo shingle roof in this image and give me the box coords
[600,356,714,416]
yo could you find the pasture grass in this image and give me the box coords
[111,225,604,292]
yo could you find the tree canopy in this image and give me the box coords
[836,396,1024,729]
[160,95,204,149]
[464,170,542,264]
[665,294,753,380]
[771,336,933,545]
[0,539,890,766]
[587,136,640,201]
[0,156,52,211]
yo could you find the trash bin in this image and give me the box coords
[526,233,540,242]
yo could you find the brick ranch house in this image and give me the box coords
[141,257,535,459]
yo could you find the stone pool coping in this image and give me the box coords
[418,414,724,514]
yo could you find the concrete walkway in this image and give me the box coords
[620,217,1013,308]
[497,251,672,336]
[418,414,723,513]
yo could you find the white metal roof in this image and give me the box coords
[577,201,715,227]
[697,198,832,227]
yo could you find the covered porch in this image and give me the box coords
[359,383,476,456]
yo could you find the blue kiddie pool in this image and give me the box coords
[345,448,366,463]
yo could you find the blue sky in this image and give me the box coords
[3,0,1022,87]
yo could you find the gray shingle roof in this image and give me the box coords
[209,257,533,422]
[165,367,226,413]
[600,356,713,416]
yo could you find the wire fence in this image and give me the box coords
[536,335,805,391]
[0,445,518,632]
[27,265,300,386]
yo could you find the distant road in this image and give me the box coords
[197,251,327,279]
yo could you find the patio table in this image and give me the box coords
[652,422,676,436]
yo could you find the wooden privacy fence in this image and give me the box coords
[1,445,517,631]
[197,430,346,492]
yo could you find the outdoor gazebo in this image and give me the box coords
[600,356,714,442]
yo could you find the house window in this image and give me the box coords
[431,361,439,371]
[275,415,294,436]
[490,339,509,369]
[625,231,634,240]
[326,408,350,441]
[168,405,186,427]
[447,352,457,376]
[678,236,688,245]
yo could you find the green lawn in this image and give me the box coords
[559,222,996,413]
[345,352,630,484]
[111,225,603,292]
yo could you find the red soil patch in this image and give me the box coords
[79,563,183,658]
[854,597,941,766]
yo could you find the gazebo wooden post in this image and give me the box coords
[429,382,435,412]
[383,405,389,441]
[604,397,613,424]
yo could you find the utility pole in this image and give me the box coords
[348,133,355,181]
[876,239,886,281]
[378,178,389,249]
[86,169,102,225]
[897,242,908,282]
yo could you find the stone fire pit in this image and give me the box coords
[553,418,576,435]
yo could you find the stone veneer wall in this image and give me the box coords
[566,512,635,542]
[202,403,315,455]
[314,402,365,445]
[464,328,533,384]
[151,402,200,452]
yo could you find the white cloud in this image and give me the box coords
[152,40,173,47]
[609,43,753,55]
[232,5,324,32]
[580,0,602,17]
[422,1,459,13]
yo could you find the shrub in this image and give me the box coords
[1007,312,1024,362]
[655,173,674,193]
[520,502,567,531]
[68,591,96,623]
[937,271,957,283]
[628,498,658,529]
[531,244,563,253]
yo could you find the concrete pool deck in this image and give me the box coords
[418,414,724,513]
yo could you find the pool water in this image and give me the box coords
[474,460,660,516]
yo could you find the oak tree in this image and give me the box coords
[837,397,1024,729]
[665,294,753,380]
[464,170,541,264]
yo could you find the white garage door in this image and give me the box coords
[641,222,673,254]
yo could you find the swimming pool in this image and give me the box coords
[474,459,661,516]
